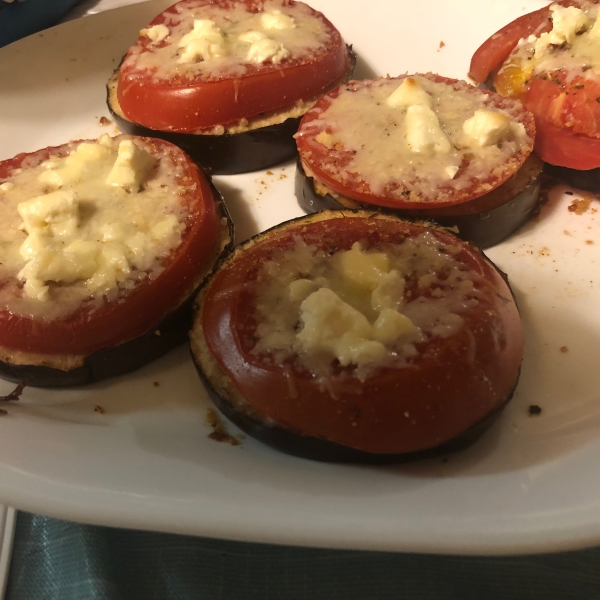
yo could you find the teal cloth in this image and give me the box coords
[5,512,600,599]
[0,0,83,48]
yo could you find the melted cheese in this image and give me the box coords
[386,76,432,108]
[503,2,600,83]
[297,75,531,199]
[405,104,452,155]
[0,135,188,320]
[261,10,295,31]
[251,234,479,381]
[123,1,331,81]
[142,24,170,43]
[178,19,226,63]
[246,37,290,64]
[106,138,156,192]
[463,108,514,147]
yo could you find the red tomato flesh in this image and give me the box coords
[117,0,351,132]
[0,137,219,355]
[469,3,555,85]
[201,214,524,455]
[470,1,600,169]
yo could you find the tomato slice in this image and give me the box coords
[518,70,600,168]
[0,136,220,355]
[529,116,600,169]
[198,212,524,455]
[117,0,351,133]
[470,1,600,170]
[468,1,587,85]
[468,3,554,85]
[295,74,535,210]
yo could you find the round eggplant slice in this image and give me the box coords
[294,74,539,247]
[295,154,544,249]
[191,210,524,463]
[0,135,234,387]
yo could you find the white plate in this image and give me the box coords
[1,0,599,556]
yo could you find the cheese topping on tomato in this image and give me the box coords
[0,135,188,319]
[177,19,227,63]
[297,75,530,200]
[142,24,170,43]
[123,1,331,80]
[251,233,479,381]
[497,2,600,96]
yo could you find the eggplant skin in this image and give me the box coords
[109,106,302,176]
[295,158,543,249]
[0,295,197,388]
[0,189,234,389]
[192,355,516,464]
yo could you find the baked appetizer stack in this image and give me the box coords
[295,74,542,248]
[191,211,524,462]
[108,0,355,173]
[0,134,232,386]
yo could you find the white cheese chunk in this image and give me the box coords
[587,9,600,41]
[296,287,388,367]
[142,24,170,43]
[288,278,319,303]
[19,268,49,301]
[261,10,295,30]
[371,270,406,312]
[535,5,592,56]
[124,231,155,270]
[18,242,101,302]
[291,243,421,369]
[463,108,511,147]
[8,137,185,304]
[238,30,265,44]
[19,232,46,261]
[247,38,290,64]
[386,77,432,109]
[37,169,64,188]
[106,139,155,193]
[150,214,180,242]
[62,241,103,284]
[86,242,131,293]
[333,242,390,290]
[0,182,15,192]
[38,142,113,188]
[551,4,591,43]
[372,308,419,345]
[405,104,452,155]
[98,134,115,149]
[315,131,334,149]
[17,189,79,237]
[178,19,225,63]
[445,165,459,179]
